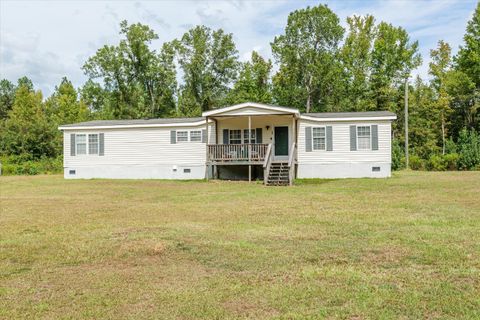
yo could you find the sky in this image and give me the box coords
[0,0,477,96]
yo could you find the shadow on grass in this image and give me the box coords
[294,178,336,185]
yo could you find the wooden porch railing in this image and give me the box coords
[207,144,269,162]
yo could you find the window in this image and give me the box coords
[372,166,381,172]
[243,129,256,144]
[88,134,99,155]
[177,131,188,142]
[69,170,76,175]
[312,127,326,150]
[190,130,202,142]
[229,129,242,144]
[357,126,371,150]
[183,168,191,173]
[76,134,86,155]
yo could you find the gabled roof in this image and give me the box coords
[59,105,396,130]
[202,102,300,117]
[301,111,397,121]
[59,117,205,130]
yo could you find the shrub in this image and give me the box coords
[443,153,459,170]
[391,139,405,170]
[409,155,425,170]
[457,129,480,170]
[445,138,457,154]
[0,155,63,176]
[427,154,446,171]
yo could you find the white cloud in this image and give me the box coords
[0,0,476,96]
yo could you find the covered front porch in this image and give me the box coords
[202,102,299,184]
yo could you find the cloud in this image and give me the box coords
[0,0,476,95]
[134,2,171,30]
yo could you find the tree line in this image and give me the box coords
[0,3,479,173]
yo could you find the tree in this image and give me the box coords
[271,5,344,113]
[83,20,177,119]
[17,76,33,92]
[455,2,480,88]
[341,15,377,111]
[45,77,90,153]
[226,51,272,104]
[0,84,57,158]
[452,3,480,134]
[0,79,16,120]
[79,80,110,118]
[445,70,478,135]
[370,22,421,112]
[175,25,239,115]
[46,77,89,125]
[409,76,440,158]
[429,40,453,154]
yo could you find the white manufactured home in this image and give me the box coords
[59,102,397,185]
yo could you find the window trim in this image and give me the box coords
[312,126,326,151]
[229,129,242,144]
[189,130,202,142]
[75,134,87,156]
[88,133,99,155]
[243,129,256,144]
[176,131,188,143]
[357,125,372,151]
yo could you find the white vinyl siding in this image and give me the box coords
[312,127,326,150]
[88,134,99,155]
[190,130,201,142]
[76,134,87,155]
[216,114,294,146]
[64,123,215,168]
[357,126,371,150]
[297,119,391,164]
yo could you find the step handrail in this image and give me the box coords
[288,142,296,186]
[263,143,273,185]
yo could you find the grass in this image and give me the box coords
[0,171,479,319]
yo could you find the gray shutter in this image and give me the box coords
[70,134,76,156]
[256,128,262,143]
[326,126,333,151]
[350,125,357,151]
[99,133,104,156]
[305,127,312,152]
[223,129,229,144]
[371,125,378,150]
[170,130,176,144]
[202,129,207,143]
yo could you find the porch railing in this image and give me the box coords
[207,144,269,162]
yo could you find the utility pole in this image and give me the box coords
[404,76,409,169]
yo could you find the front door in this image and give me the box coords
[274,126,289,158]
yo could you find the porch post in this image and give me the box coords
[205,116,209,181]
[292,115,296,146]
[248,115,251,182]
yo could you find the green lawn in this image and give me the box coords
[1,172,479,319]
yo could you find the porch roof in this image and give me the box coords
[202,102,300,118]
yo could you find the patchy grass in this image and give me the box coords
[0,171,479,319]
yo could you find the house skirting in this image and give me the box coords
[297,162,391,179]
[64,164,207,179]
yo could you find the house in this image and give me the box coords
[58,102,397,185]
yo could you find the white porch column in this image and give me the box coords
[205,116,209,181]
[248,115,251,182]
